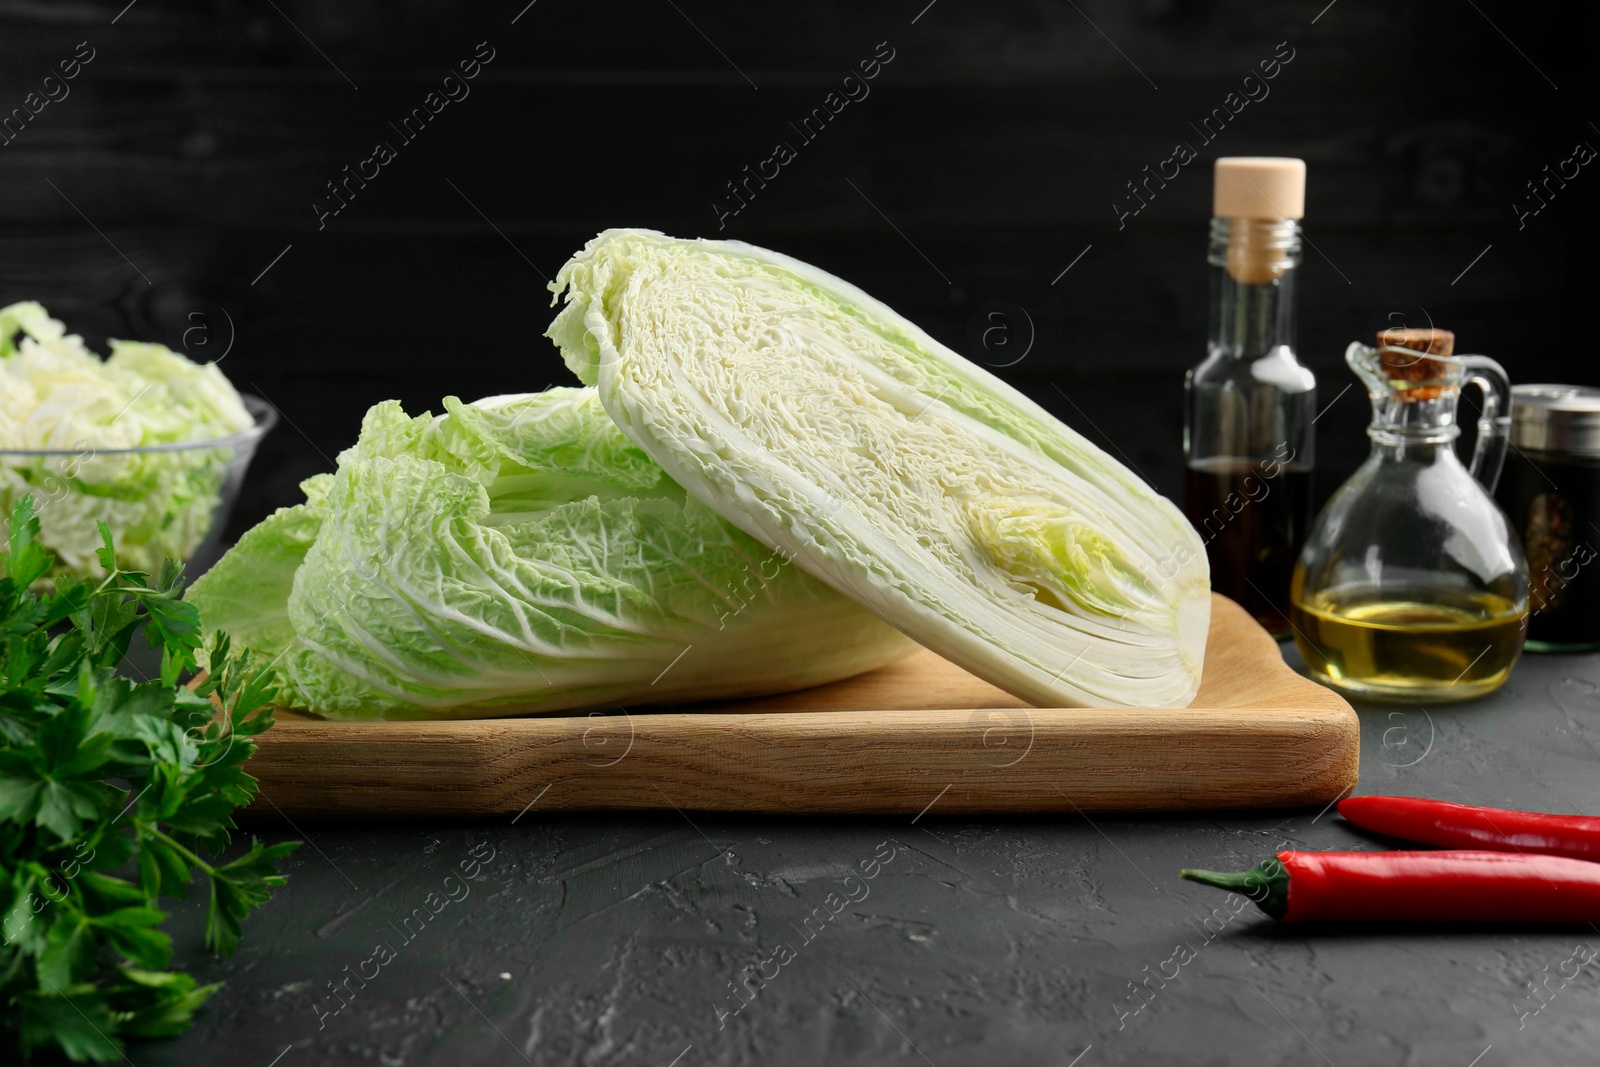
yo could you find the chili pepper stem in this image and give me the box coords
[1180,860,1290,918]
[1181,868,1257,892]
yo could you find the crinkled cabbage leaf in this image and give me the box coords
[187,387,911,719]
[548,230,1209,708]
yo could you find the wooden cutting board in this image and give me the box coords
[246,594,1357,817]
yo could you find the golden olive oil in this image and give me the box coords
[1290,588,1527,702]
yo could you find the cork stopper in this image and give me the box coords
[1214,158,1306,284]
[1213,158,1306,220]
[1376,327,1455,400]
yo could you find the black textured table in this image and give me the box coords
[142,643,1600,1067]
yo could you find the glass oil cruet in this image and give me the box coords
[1290,327,1529,702]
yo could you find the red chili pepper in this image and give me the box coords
[1181,850,1600,922]
[1338,795,1600,863]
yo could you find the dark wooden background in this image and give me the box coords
[1,0,1594,535]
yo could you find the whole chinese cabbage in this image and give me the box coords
[548,230,1210,709]
[187,388,911,719]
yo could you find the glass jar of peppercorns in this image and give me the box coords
[1495,385,1600,652]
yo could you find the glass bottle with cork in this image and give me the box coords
[1291,328,1528,701]
[1183,157,1316,638]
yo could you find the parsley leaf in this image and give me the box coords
[0,495,300,1062]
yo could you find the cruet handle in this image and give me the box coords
[1457,355,1512,493]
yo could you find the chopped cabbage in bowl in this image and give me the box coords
[0,302,271,579]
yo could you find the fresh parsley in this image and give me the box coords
[0,495,299,1062]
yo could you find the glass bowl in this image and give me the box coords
[0,394,278,582]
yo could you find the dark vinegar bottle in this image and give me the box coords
[1183,457,1313,635]
[1183,158,1316,638]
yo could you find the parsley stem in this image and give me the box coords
[147,825,217,877]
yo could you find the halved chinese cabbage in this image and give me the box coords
[187,388,911,719]
[548,230,1209,708]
